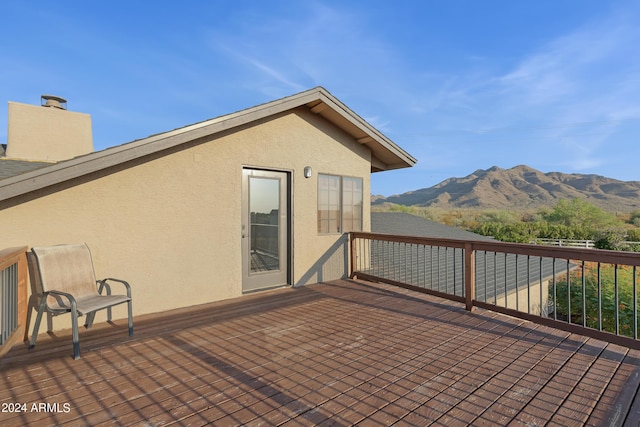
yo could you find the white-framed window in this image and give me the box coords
[318,174,363,234]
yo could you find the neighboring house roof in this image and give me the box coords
[0,87,416,203]
[0,158,54,180]
[368,211,570,304]
[371,211,494,241]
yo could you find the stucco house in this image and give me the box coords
[0,88,416,331]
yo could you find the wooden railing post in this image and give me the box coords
[465,242,475,312]
[349,233,357,279]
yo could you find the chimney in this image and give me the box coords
[5,95,93,162]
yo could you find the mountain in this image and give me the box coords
[373,165,640,212]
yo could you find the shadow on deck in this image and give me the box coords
[1,279,639,426]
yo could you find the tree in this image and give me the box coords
[463,198,640,250]
[543,198,619,231]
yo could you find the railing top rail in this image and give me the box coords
[0,246,28,271]
[351,232,640,266]
[351,231,469,248]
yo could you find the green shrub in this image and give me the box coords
[551,264,639,337]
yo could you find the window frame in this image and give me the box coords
[317,173,363,235]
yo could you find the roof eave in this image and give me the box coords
[0,87,416,203]
[304,88,417,172]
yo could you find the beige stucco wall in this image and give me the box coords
[6,102,93,161]
[497,280,549,316]
[0,108,372,331]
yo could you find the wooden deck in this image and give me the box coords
[1,279,639,426]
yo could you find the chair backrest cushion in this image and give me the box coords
[31,244,99,300]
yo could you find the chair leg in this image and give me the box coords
[127,300,134,336]
[85,311,96,329]
[29,296,48,349]
[70,302,80,360]
[24,294,37,342]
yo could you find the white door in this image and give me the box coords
[242,168,289,292]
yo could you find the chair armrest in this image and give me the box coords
[45,290,78,310]
[98,278,132,298]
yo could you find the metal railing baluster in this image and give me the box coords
[581,261,587,328]
[598,263,602,332]
[615,264,620,336]
[567,259,572,325]
[552,258,557,321]
[634,266,638,340]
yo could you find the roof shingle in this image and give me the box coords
[0,158,54,180]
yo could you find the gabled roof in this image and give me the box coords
[0,87,416,203]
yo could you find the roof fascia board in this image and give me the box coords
[0,87,415,202]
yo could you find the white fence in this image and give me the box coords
[534,239,595,248]
[534,239,640,250]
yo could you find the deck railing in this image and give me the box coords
[1,262,18,344]
[251,223,279,255]
[350,232,640,349]
[0,247,28,357]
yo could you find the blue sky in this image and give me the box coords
[2,1,640,196]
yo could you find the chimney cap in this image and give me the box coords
[41,95,67,110]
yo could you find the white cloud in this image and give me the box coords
[500,5,640,111]
[418,5,640,178]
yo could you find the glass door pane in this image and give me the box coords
[249,176,280,273]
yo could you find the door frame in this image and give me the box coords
[241,167,292,292]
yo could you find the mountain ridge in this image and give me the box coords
[373,165,640,212]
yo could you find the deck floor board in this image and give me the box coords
[1,279,639,426]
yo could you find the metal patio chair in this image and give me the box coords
[29,243,133,359]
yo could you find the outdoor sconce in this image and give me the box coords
[304,166,312,178]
